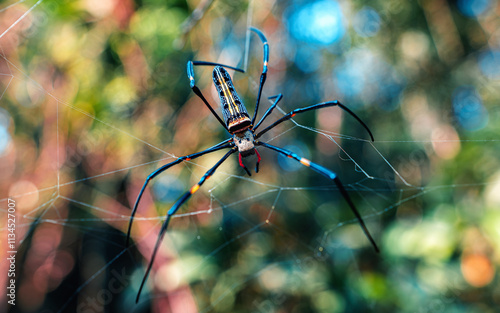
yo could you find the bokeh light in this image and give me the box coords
[285,0,345,45]
[294,45,322,73]
[353,6,381,38]
[0,107,10,127]
[457,0,492,17]
[277,142,310,172]
[0,125,11,155]
[478,49,500,79]
[153,174,186,203]
[452,86,489,131]
[333,48,403,110]
[461,253,495,287]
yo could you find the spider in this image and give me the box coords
[126,27,379,303]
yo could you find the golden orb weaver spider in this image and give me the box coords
[126,27,379,303]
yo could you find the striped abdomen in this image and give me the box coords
[212,66,251,134]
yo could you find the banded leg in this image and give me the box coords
[255,101,374,142]
[252,94,283,131]
[126,139,233,247]
[237,149,262,176]
[135,148,236,303]
[187,61,245,132]
[257,142,379,253]
[249,27,270,126]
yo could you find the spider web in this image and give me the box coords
[1,1,498,313]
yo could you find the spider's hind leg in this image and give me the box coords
[126,139,233,247]
[257,141,380,253]
[135,148,236,303]
[135,147,237,303]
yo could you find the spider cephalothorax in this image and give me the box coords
[233,129,255,155]
[127,27,379,304]
[233,129,260,176]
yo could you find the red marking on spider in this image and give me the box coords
[255,149,261,163]
[238,153,245,168]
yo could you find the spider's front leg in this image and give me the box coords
[252,94,283,131]
[248,27,270,125]
[257,141,379,253]
[255,100,374,142]
[187,60,245,132]
[135,148,237,303]
[126,139,233,247]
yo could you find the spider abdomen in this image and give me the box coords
[212,66,251,134]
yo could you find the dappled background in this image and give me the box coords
[1,0,500,312]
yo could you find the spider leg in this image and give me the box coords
[136,148,236,303]
[187,61,245,132]
[126,139,233,247]
[238,153,252,176]
[257,142,379,253]
[255,101,374,142]
[249,27,269,126]
[190,61,245,73]
[252,94,283,131]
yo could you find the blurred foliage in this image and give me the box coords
[1,0,500,312]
